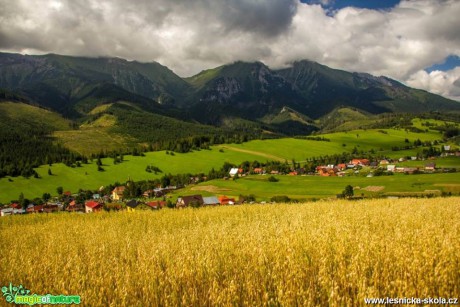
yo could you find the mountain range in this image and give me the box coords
[1,51,459,139]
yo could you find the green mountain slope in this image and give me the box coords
[0,52,192,116]
[277,60,460,117]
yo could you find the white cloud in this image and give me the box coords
[0,0,459,100]
[406,68,460,101]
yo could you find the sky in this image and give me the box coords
[0,0,459,101]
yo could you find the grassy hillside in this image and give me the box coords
[219,128,443,162]
[0,126,457,202]
[1,198,459,305]
[0,101,72,131]
[0,148,265,202]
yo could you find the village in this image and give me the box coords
[1,146,459,216]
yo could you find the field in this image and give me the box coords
[176,173,460,200]
[1,198,459,305]
[1,127,456,203]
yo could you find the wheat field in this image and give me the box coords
[1,198,459,306]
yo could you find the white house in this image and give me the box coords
[229,168,239,177]
[1,208,14,216]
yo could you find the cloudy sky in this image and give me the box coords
[1,0,459,100]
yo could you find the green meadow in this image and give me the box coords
[220,128,444,162]
[178,173,460,201]
[0,128,457,203]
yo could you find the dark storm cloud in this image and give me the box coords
[217,0,297,36]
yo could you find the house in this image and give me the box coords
[316,166,337,177]
[26,205,44,214]
[176,195,204,208]
[1,208,14,216]
[253,168,263,174]
[337,163,347,171]
[143,189,154,198]
[203,196,220,206]
[351,159,370,166]
[425,163,436,172]
[112,186,126,201]
[379,159,390,165]
[43,204,59,213]
[218,195,236,205]
[229,168,239,177]
[288,171,298,176]
[92,194,101,200]
[444,145,451,151]
[126,199,141,212]
[10,203,21,210]
[67,201,84,212]
[146,201,166,209]
[270,170,279,175]
[404,167,418,174]
[387,165,396,172]
[85,201,103,213]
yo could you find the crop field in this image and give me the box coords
[1,198,459,306]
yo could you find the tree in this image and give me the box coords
[57,186,63,196]
[342,185,354,198]
[18,192,24,205]
[42,193,51,202]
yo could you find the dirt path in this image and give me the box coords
[191,185,231,193]
[219,146,285,161]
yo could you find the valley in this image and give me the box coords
[0,124,459,203]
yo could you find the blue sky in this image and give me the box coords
[302,0,401,10]
[426,55,460,73]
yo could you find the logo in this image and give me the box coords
[2,283,80,305]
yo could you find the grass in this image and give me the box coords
[52,129,138,156]
[0,149,264,202]
[1,127,458,203]
[1,198,459,305]
[0,101,72,131]
[411,118,459,131]
[173,172,460,200]
[396,156,460,168]
[218,128,443,162]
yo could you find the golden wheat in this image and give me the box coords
[1,198,459,306]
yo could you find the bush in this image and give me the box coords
[268,176,279,182]
[270,195,291,203]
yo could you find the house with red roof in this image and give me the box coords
[26,205,44,214]
[67,200,84,212]
[146,201,167,209]
[218,195,236,205]
[351,159,370,166]
[253,168,264,174]
[85,200,103,213]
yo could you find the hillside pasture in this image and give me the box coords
[0,128,456,202]
[176,173,460,201]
